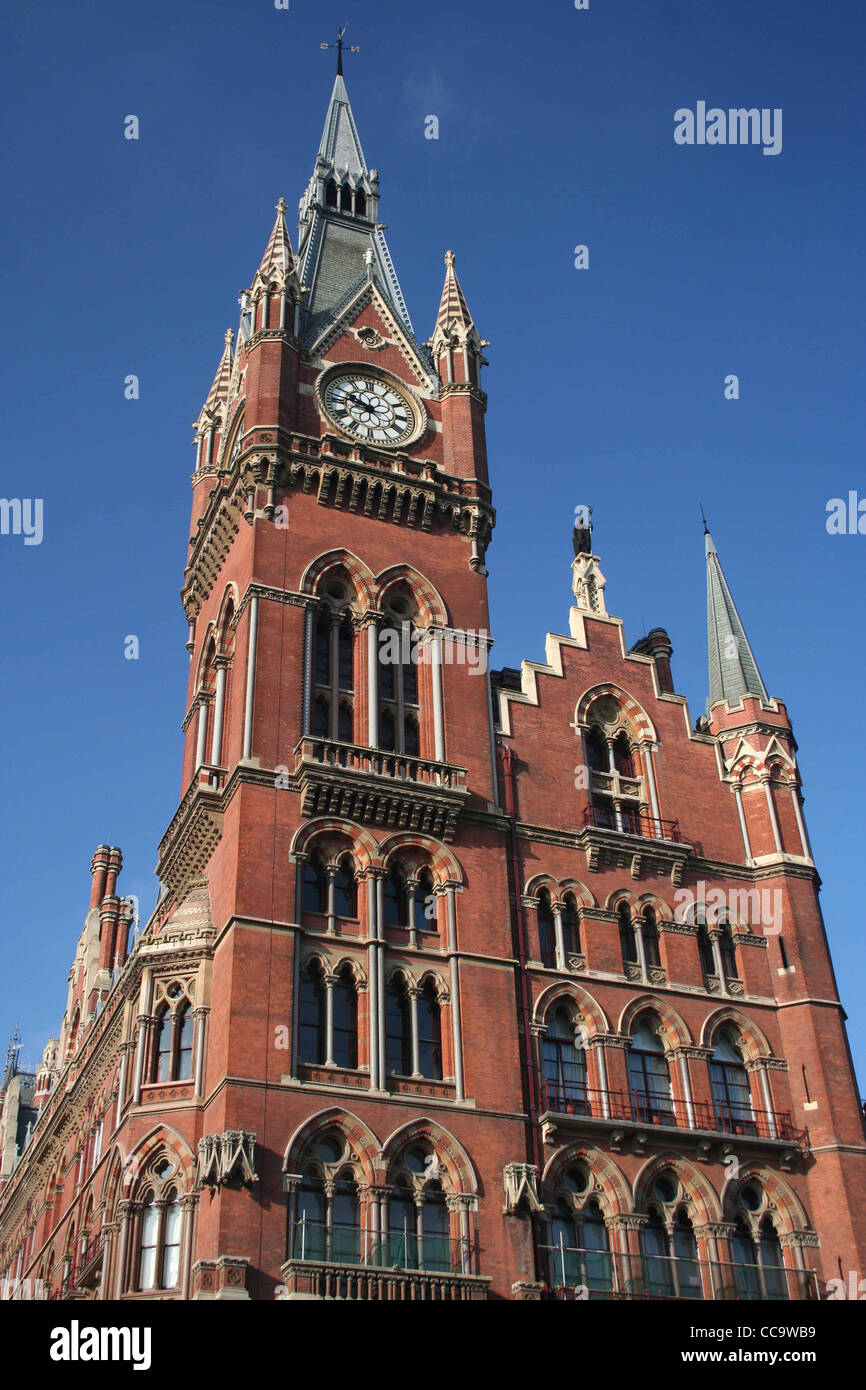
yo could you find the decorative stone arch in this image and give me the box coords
[532,980,610,1037]
[605,887,641,918]
[556,878,596,910]
[575,683,657,744]
[122,1125,197,1198]
[632,1152,723,1225]
[194,622,218,694]
[635,891,674,923]
[415,966,451,1006]
[331,953,368,989]
[378,832,463,887]
[300,549,377,612]
[523,873,558,905]
[290,818,380,875]
[617,995,693,1050]
[700,1007,773,1062]
[283,1108,380,1187]
[375,564,449,628]
[384,960,417,992]
[720,1164,812,1236]
[100,1147,125,1208]
[541,1143,632,1218]
[214,583,240,657]
[379,1117,478,1194]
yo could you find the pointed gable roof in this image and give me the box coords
[705,528,769,711]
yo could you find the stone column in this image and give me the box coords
[242,592,259,760]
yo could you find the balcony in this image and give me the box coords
[579,807,692,884]
[541,1082,809,1155]
[50,1233,105,1299]
[540,1243,818,1301]
[280,1221,489,1301]
[294,737,469,842]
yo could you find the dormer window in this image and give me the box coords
[340,185,352,213]
[355,189,367,217]
[325,179,338,208]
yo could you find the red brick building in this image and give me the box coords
[1,64,865,1304]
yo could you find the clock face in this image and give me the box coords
[322,372,417,446]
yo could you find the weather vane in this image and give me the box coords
[320,26,359,77]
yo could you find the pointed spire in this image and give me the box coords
[429,250,487,356]
[317,72,368,176]
[250,198,297,290]
[297,72,418,348]
[199,330,233,418]
[705,524,769,711]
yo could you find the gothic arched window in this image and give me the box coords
[562,893,581,956]
[302,854,327,915]
[538,890,556,968]
[549,1193,611,1294]
[385,976,412,1076]
[586,726,608,773]
[618,903,638,968]
[412,869,435,935]
[709,1029,755,1135]
[641,907,661,969]
[175,1003,194,1082]
[333,857,357,919]
[612,731,634,778]
[627,1017,674,1124]
[311,601,355,743]
[697,919,715,976]
[299,961,326,1065]
[355,188,367,218]
[378,594,421,756]
[153,1008,172,1083]
[384,864,409,928]
[417,980,442,1080]
[325,179,338,208]
[541,1007,588,1112]
[332,966,358,1070]
[719,918,738,982]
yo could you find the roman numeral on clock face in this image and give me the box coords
[324,372,415,445]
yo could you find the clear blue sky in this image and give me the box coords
[2,0,864,1086]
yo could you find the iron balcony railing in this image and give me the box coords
[541,1081,808,1147]
[289,1218,472,1276]
[583,805,683,843]
[540,1241,819,1301]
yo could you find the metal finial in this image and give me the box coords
[320,26,359,76]
[700,503,709,535]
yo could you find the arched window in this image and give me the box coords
[641,907,661,968]
[549,1191,612,1294]
[612,731,635,778]
[331,1172,361,1263]
[161,1191,182,1288]
[640,1206,701,1299]
[417,980,443,1080]
[627,1017,674,1124]
[709,1029,755,1135]
[333,857,357,918]
[562,893,581,956]
[538,890,556,968]
[340,184,352,212]
[137,1193,160,1291]
[641,1207,675,1298]
[672,1210,702,1298]
[378,596,421,756]
[719,919,738,982]
[296,1170,328,1261]
[759,1216,788,1300]
[325,178,338,208]
[355,188,367,217]
[421,1180,450,1271]
[411,869,435,934]
[175,1004,194,1082]
[385,977,412,1076]
[697,920,715,976]
[302,855,327,915]
[384,864,409,928]
[311,603,355,743]
[299,961,326,1065]
[732,1217,761,1299]
[153,1007,172,1083]
[542,1007,588,1113]
[586,726,608,773]
[618,903,638,967]
[332,967,358,1070]
[389,1179,417,1267]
